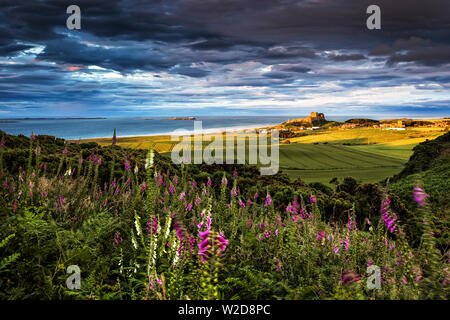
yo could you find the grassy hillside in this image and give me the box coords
[344,144,415,161]
[82,127,446,152]
[388,132,450,250]
[280,144,405,183]
[0,130,448,300]
[283,167,405,185]
[278,144,406,184]
[81,127,446,185]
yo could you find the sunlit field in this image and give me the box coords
[278,144,407,184]
[285,128,446,145]
[81,128,446,184]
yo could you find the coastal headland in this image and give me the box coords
[75,113,448,184]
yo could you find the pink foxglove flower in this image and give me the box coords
[341,270,361,284]
[124,159,131,171]
[198,230,228,263]
[413,187,429,207]
[344,236,350,251]
[112,232,123,246]
[381,196,397,233]
[58,193,64,210]
[206,214,212,230]
[264,194,272,207]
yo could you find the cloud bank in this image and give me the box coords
[0,0,449,117]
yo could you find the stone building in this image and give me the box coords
[286,112,325,124]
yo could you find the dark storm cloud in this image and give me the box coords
[368,44,394,56]
[394,37,432,50]
[2,0,450,71]
[0,0,449,117]
[367,36,450,66]
[186,39,238,51]
[262,72,294,79]
[173,0,450,49]
[328,54,366,62]
[388,45,450,66]
[170,65,210,78]
[0,73,61,84]
[272,64,311,73]
[0,0,188,43]
[262,46,318,60]
[36,38,176,73]
[0,43,34,56]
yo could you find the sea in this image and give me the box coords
[0,115,369,140]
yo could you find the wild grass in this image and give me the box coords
[80,128,446,185]
[0,133,448,300]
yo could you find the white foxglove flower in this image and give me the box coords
[164,218,171,241]
[173,253,179,266]
[145,149,154,169]
[135,219,141,236]
[134,213,142,236]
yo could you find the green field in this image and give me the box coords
[81,127,446,185]
[156,142,409,185]
[342,143,415,161]
[278,143,407,184]
[282,167,405,184]
[286,127,445,145]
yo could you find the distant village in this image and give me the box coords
[276,112,450,139]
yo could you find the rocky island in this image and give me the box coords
[169,117,196,120]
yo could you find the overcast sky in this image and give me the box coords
[0,0,449,118]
